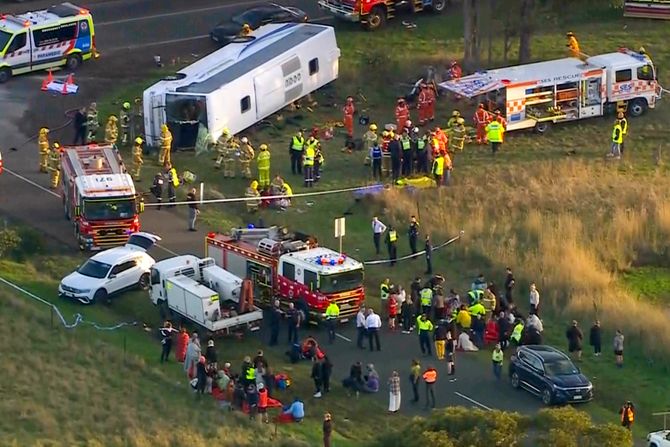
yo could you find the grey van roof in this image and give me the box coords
[176,23,328,95]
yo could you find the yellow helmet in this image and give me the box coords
[639,46,646,54]
[382,131,388,137]
[452,110,460,117]
[241,136,248,144]
[456,117,465,125]
[250,180,259,189]
[135,137,143,144]
[53,142,60,148]
[109,115,118,122]
[369,123,378,131]
[161,124,169,132]
[222,128,230,136]
[259,144,268,150]
[122,102,131,110]
[39,127,49,135]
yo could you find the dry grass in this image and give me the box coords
[379,159,670,358]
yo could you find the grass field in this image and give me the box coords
[7,2,670,444]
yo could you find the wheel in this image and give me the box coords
[65,54,82,71]
[92,289,107,304]
[0,68,11,84]
[534,121,551,134]
[511,371,521,389]
[430,0,447,13]
[138,273,150,291]
[541,388,554,405]
[365,6,386,31]
[628,98,647,117]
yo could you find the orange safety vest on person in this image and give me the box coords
[395,104,409,128]
[422,368,437,384]
[621,407,634,423]
[258,387,268,408]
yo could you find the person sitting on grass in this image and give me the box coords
[342,361,364,395]
[361,363,380,393]
[457,331,479,352]
[277,397,305,423]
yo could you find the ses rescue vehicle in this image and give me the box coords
[60,144,144,251]
[143,23,340,148]
[439,48,661,134]
[0,2,97,83]
[205,226,365,323]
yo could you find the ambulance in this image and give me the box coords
[0,2,97,83]
[439,48,661,134]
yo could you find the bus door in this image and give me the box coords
[2,31,30,75]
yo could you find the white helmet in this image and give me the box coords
[241,137,248,144]
[413,127,419,134]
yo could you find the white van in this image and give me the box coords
[0,2,97,83]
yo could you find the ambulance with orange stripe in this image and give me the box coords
[0,2,97,83]
[439,48,661,134]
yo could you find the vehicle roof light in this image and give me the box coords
[79,9,88,15]
[23,20,30,27]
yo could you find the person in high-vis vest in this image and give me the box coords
[325,300,340,344]
[449,118,466,152]
[314,145,324,183]
[245,180,261,213]
[289,130,305,175]
[104,116,119,148]
[610,120,623,159]
[363,124,379,167]
[380,278,391,304]
[38,127,50,173]
[566,31,581,59]
[400,133,413,176]
[303,137,317,187]
[619,401,635,430]
[416,313,434,356]
[419,286,433,316]
[164,162,180,207]
[395,98,410,135]
[486,119,504,155]
[415,129,429,174]
[447,110,461,130]
[238,136,255,179]
[473,103,490,144]
[132,137,143,181]
[369,140,382,180]
[417,83,430,126]
[432,152,444,186]
[467,288,484,305]
[510,320,524,346]
[386,226,398,266]
[343,96,355,139]
[257,144,271,188]
[159,123,173,166]
[617,111,628,155]
[120,102,131,146]
[48,143,61,189]
[491,343,504,380]
[422,365,437,409]
[85,102,99,143]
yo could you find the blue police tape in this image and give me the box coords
[0,276,138,331]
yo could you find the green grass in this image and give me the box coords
[622,266,670,305]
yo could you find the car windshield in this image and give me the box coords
[77,259,112,279]
[319,269,364,294]
[83,198,135,220]
[545,359,579,376]
[232,10,262,28]
[0,31,13,52]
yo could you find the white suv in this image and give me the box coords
[648,430,670,447]
[59,233,161,304]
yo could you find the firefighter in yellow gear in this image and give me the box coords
[566,32,581,59]
[256,144,271,188]
[120,102,131,146]
[48,142,61,189]
[86,102,99,143]
[159,124,173,166]
[447,110,461,129]
[245,180,261,212]
[238,136,255,179]
[449,118,466,152]
[214,128,232,169]
[362,123,378,166]
[104,115,119,146]
[132,137,144,181]
[38,127,50,173]
[222,135,240,178]
[240,23,252,37]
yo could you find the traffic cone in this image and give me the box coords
[61,73,74,95]
[41,70,53,91]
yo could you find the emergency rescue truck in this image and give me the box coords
[439,48,661,134]
[205,226,365,323]
[318,0,446,30]
[60,144,144,251]
[0,2,97,83]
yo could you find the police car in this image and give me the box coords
[0,2,97,83]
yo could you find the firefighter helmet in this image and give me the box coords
[241,137,249,144]
[456,117,465,125]
[405,120,412,128]
[39,127,49,135]
[452,110,460,117]
[122,102,131,110]
[109,115,118,122]
[53,142,60,149]
[135,137,143,144]
[566,31,574,36]
[250,180,259,189]
[413,127,419,134]
[221,128,230,136]
[160,123,168,132]
[382,131,389,138]
[617,111,624,119]
[259,144,268,150]
[639,46,646,55]
[369,123,378,131]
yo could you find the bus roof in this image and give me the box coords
[174,23,330,95]
[283,247,363,274]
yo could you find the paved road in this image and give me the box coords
[0,0,545,418]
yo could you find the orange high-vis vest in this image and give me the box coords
[621,407,634,423]
[423,369,437,383]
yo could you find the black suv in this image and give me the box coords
[509,345,593,405]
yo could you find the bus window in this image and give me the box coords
[33,22,78,47]
[5,32,26,54]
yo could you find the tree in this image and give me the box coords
[462,0,481,69]
[518,0,535,63]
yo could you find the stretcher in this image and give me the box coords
[395,176,437,189]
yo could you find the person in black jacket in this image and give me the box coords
[72,107,87,145]
[388,134,402,182]
[269,300,282,346]
[321,356,333,394]
[497,312,510,350]
[205,339,218,368]
[151,172,164,210]
[589,320,602,356]
[196,356,207,397]
[311,357,323,398]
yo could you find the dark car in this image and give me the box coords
[210,3,308,45]
[509,345,593,405]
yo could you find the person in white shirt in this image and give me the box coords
[356,305,367,349]
[526,313,543,333]
[371,217,387,255]
[457,331,479,352]
[365,308,382,351]
[529,283,540,315]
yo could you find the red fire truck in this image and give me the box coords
[318,0,446,31]
[205,226,365,323]
[60,144,144,251]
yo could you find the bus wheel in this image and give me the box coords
[66,54,82,71]
[0,68,11,84]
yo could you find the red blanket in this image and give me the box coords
[211,387,282,413]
